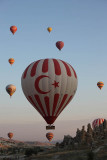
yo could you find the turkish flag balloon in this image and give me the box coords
[21,59,78,125]
[56,41,64,50]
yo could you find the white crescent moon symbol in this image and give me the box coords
[35,75,51,94]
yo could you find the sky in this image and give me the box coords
[0,0,107,141]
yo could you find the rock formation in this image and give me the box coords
[58,119,107,149]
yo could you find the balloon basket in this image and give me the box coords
[46,125,55,130]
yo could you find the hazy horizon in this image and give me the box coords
[0,118,101,141]
[0,0,107,142]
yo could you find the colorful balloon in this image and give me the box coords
[8,132,13,139]
[8,58,15,66]
[47,27,52,33]
[92,118,104,129]
[56,41,64,50]
[21,59,78,126]
[10,26,17,35]
[6,84,16,97]
[97,81,104,90]
[46,132,54,142]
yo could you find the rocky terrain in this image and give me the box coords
[57,119,107,150]
[0,137,25,149]
[0,120,107,159]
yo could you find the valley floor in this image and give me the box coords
[0,147,107,160]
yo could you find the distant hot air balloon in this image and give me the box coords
[6,84,16,97]
[8,132,13,139]
[46,132,54,142]
[97,81,104,90]
[47,27,52,33]
[92,118,104,129]
[56,41,64,50]
[21,58,78,129]
[10,26,17,35]
[8,58,15,66]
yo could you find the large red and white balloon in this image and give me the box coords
[21,59,78,125]
[92,118,104,129]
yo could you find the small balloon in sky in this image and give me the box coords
[6,84,16,97]
[56,41,64,50]
[46,132,54,142]
[97,81,104,90]
[10,26,17,35]
[8,58,15,66]
[47,27,52,33]
[8,132,13,139]
[92,118,104,129]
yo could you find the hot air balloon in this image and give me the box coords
[47,27,52,33]
[8,132,13,139]
[21,58,78,129]
[8,58,15,66]
[92,118,104,129]
[56,41,64,50]
[6,84,16,97]
[10,26,17,35]
[46,132,54,142]
[97,81,104,90]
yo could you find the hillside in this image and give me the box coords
[0,137,54,149]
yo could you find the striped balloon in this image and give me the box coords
[46,132,54,142]
[8,58,15,65]
[92,118,104,129]
[6,84,16,97]
[21,59,78,125]
[97,81,104,90]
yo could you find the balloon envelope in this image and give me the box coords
[21,58,78,125]
[46,132,54,142]
[8,132,13,139]
[97,81,104,89]
[6,84,16,97]
[8,58,15,65]
[47,27,52,33]
[10,26,17,34]
[56,41,64,50]
[92,118,104,129]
